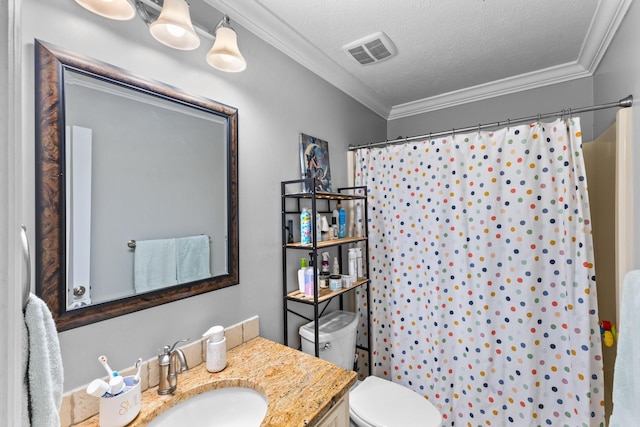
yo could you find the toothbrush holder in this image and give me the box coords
[99,376,141,427]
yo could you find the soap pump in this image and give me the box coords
[202,325,226,373]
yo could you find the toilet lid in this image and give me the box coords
[350,376,442,427]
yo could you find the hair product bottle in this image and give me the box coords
[300,208,311,244]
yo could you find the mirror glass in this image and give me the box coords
[35,40,239,330]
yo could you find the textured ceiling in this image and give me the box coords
[203,0,631,119]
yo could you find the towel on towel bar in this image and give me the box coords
[176,235,211,284]
[23,293,63,427]
[609,270,640,426]
[134,238,178,292]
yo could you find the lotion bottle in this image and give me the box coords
[304,262,315,297]
[202,326,226,373]
[298,258,308,293]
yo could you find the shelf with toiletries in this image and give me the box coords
[284,236,367,249]
[285,278,370,304]
[281,178,371,375]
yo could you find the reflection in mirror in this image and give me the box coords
[64,72,228,308]
[35,39,239,330]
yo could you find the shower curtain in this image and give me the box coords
[355,118,605,426]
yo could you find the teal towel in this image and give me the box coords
[176,235,211,284]
[134,238,178,292]
[24,293,63,427]
[610,270,640,426]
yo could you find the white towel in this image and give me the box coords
[134,238,178,292]
[609,270,640,426]
[23,293,63,427]
[176,235,211,284]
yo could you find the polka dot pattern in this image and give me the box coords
[355,118,604,426]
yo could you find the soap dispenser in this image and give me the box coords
[202,326,226,373]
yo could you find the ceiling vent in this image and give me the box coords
[343,32,397,65]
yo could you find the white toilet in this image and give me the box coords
[300,311,443,427]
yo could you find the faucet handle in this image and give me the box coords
[168,338,190,353]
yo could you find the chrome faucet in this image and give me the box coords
[157,339,189,395]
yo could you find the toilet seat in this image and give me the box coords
[349,376,442,427]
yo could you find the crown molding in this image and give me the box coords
[387,62,591,120]
[205,0,631,120]
[578,0,632,74]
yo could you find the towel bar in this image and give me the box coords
[128,235,211,249]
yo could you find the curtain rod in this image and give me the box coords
[349,95,633,151]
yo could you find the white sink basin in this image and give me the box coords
[147,387,268,427]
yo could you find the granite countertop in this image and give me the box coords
[77,337,356,426]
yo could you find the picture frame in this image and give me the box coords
[299,133,332,192]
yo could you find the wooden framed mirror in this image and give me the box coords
[34,39,239,331]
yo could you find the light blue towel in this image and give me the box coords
[176,235,211,284]
[23,293,63,427]
[610,270,640,426]
[134,238,178,292]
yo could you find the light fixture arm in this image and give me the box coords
[210,15,232,40]
[134,0,156,26]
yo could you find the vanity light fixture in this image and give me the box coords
[149,0,200,50]
[75,0,136,20]
[74,0,246,72]
[206,15,247,73]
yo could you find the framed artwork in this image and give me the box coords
[299,133,332,192]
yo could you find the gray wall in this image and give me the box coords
[21,0,386,391]
[593,0,640,267]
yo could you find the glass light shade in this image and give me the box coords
[206,27,247,72]
[149,0,200,50]
[75,0,135,20]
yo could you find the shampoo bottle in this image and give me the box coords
[202,325,226,373]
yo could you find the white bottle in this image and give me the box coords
[202,325,226,373]
[316,213,322,242]
[348,248,358,285]
[356,247,363,279]
[298,258,308,293]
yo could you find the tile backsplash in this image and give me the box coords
[60,316,259,426]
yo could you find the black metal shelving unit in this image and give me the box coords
[281,178,371,374]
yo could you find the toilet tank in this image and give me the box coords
[299,310,358,371]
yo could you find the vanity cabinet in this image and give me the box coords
[316,394,350,427]
[281,178,371,373]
